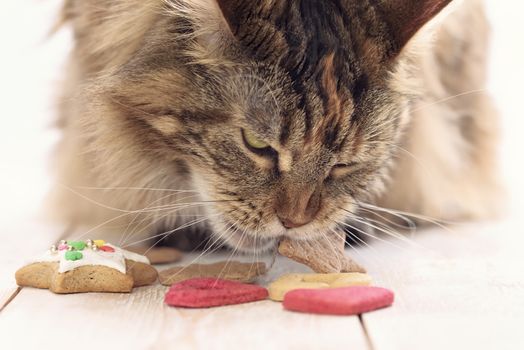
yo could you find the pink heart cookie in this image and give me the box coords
[283,286,394,315]
[165,278,268,308]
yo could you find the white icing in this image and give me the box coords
[122,248,150,265]
[34,243,150,274]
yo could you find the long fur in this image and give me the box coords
[49,0,500,251]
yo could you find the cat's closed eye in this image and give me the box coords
[241,129,277,159]
[330,162,361,178]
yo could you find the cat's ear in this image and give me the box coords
[215,0,244,34]
[382,0,453,57]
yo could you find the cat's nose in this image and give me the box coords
[276,184,322,229]
[279,217,310,229]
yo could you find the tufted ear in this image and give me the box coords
[381,0,453,57]
[215,0,246,34]
[213,0,454,62]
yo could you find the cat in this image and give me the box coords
[49,0,500,253]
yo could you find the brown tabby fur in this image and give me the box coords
[49,0,500,252]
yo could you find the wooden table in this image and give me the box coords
[1,219,523,350]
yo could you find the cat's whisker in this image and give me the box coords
[357,206,416,234]
[160,220,241,285]
[120,193,205,245]
[76,201,203,246]
[121,203,217,247]
[317,229,344,268]
[122,215,217,248]
[254,230,260,273]
[60,184,150,213]
[134,199,236,212]
[143,217,236,266]
[356,204,425,236]
[353,218,436,257]
[61,183,234,214]
[191,226,232,263]
[74,186,199,193]
[363,219,420,249]
[62,183,192,214]
[122,207,190,247]
[388,143,434,181]
[66,194,233,245]
[410,88,487,114]
[246,220,259,278]
[337,220,413,253]
[123,216,213,248]
[344,213,427,250]
[217,224,249,282]
[202,220,240,256]
[333,225,377,255]
[123,210,176,246]
[314,230,338,266]
[358,202,463,231]
[364,113,403,140]
[198,222,231,255]
[329,227,382,267]
[73,211,140,241]
[119,192,201,245]
[344,203,416,233]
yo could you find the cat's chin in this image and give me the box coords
[219,228,278,253]
[210,221,283,253]
[212,219,340,253]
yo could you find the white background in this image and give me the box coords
[0,0,522,227]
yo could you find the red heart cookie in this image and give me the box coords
[283,286,394,315]
[164,278,268,308]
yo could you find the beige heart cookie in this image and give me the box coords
[268,273,372,301]
[159,261,267,286]
[278,230,366,273]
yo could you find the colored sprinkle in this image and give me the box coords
[58,244,69,251]
[99,245,115,253]
[65,251,83,261]
[69,241,87,251]
[94,240,106,248]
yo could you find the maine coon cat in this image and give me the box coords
[50,0,500,253]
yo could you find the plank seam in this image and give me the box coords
[1,224,76,314]
[358,314,376,350]
[0,287,22,313]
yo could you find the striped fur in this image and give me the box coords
[49,0,500,251]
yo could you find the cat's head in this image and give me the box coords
[86,0,452,251]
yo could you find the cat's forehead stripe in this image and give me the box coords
[278,52,355,151]
[245,2,370,148]
[278,150,293,173]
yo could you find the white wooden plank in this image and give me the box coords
[7,219,524,350]
[0,221,67,311]
[0,253,369,350]
[357,220,524,350]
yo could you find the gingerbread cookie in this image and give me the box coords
[278,231,366,274]
[159,261,266,286]
[16,239,158,294]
